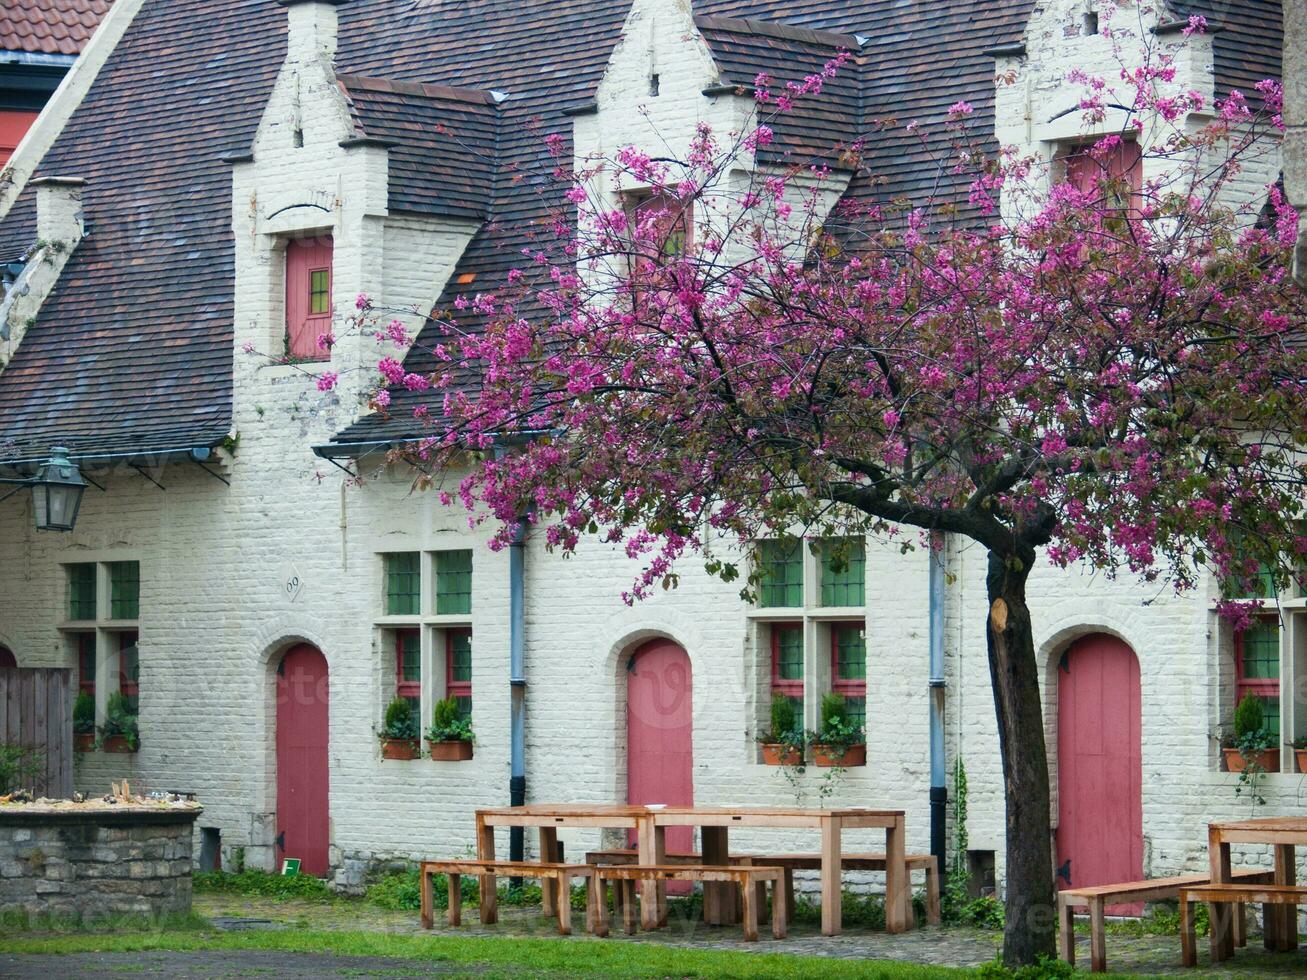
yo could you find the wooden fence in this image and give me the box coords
[0,667,73,798]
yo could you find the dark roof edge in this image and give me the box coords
[561,101,598,117]
[693,14,861,50]
[339,136,400,149]
[220,149,254,164]
[313,438,406,459]
[28,175,86,188]
[983,42,1026,58]
[702,83,746,97]
[0,444,220,471]
[1153,19,1225,36]
[337,73,500,106]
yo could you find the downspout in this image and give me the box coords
[508,515,527,863]
[928,531,948,876]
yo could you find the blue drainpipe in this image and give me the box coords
[928,532,948,875]
[508,516,527,863]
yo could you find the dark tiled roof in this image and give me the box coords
[1171,1,1282,99]
[0,0,111,57]
[339,75,500,220]
[695,15,862,169]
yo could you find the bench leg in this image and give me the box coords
[771,880,788,940]
[1089,896,1107,974]
[622,880,638,935]
[447,874,462,927]
[1264,897,1280,951]
[1209,900,1234,963]
[1276,843,1298,952]
[1057,895,1074,967]
[1181,894,1197,968]
[583,875,595,935]
[926,862,941,926]
[1233,900,1246,948]
[784,868,795,923]
[592,877,610,938]
[420,866,434,930]
[741,875,759,942]
[555,873,572,936]
[539,828,559,918]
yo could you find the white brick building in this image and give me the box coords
[0,0,1296,903]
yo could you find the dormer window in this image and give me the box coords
[286,236,333,361]
[625,191,691,266]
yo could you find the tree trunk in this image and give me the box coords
[985,549,1056,967]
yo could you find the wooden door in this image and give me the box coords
[1056,634,1143,914]
[276,644,330,876]
[285,237,332,360]
[627,639,694,874]
[0,646,15,669]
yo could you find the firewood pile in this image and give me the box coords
[0,780,201,810]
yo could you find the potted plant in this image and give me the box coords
[73,691,96,752]
[99,691,138,753]
[379,696,420,760]
[1295,737,1307,774]
[1222,693,1279,774]
[810,692,866,768]
[758,693,804,766]
[426,696,474,761]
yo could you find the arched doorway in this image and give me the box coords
[1056,634,1143,913]
[276,644,330,876]
[0,646,15,669]
[627,639,694,869]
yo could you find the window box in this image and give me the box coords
[101,734,137,754]
[381,737,421,761]
[760,742,802,767]
[428,739,474,762]
[812,742,866,768]
[1222,746,1280,774]
[1296,749,1307,774]
[74,733,96,753]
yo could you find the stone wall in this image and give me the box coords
[0,806,200,921]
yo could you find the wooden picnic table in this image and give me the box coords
[474,804,910,937]
[1207,816,1306,962]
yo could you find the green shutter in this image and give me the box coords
[435,550,473,615]
[67,564,96,620]
[385,553,421,615]
[820,540,866,607]
[758,540,802,608]
[108,562,140,620]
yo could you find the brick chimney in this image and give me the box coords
[277,0,348,62]
[30,176,86,244]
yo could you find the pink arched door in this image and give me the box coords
[276,644,330,876]
[627,639,694,875]
[0,646,15,669]
[1056,634,1143,914]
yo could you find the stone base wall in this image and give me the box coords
[0,807,200,921]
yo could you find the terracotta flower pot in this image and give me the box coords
[429,740,474,761]
[74,732,96,753]
[1223,747,1280,773]
[1297,749,1307,774]
[101,734,137,754]
[813,743,866,768]
[760,743,802,766]
[381,738,420,760]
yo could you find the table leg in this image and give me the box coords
[447,873,462,927]
[420,866,433,930]
[885,815,909,934]
[820,816,842,937]
[1207,830,1232,962]
[702,826,735,925]
[1180,892,1197,968]
[477,815,498,926]
[637,816,660,930]
[539,827,559,917]
[1089,896,1106,974]
[555,872,572,936]
[1057,894,1075,967]
[1276,844,1298,952]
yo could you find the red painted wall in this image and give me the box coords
[0,111,38,165]
[276,644,330,876]
[1056,634,1143,913]
[627,639,694,865]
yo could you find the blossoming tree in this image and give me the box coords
[314,22,1306,966]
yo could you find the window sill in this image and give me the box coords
[58,619,140,631]
[375,615,474,628]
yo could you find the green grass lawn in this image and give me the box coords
[0,925,971,979]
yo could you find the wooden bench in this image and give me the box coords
[1058,869,1274,973]
[419,860,598,935]
[585,848,940,926]
[590,864,787,941]
[1180,882,1307,967]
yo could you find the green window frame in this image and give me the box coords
[832,623,867,729]
[447,628,472,720]
[384,553,421,616]
[757,540,802,608]
[309,268,331,315]
[67,563,96,621]
[820,539,866,607]
[108,561,140,620]
[435,550,473,615]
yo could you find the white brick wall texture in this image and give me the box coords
[0,0,1300,898]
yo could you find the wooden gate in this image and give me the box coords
[0,667,74,798]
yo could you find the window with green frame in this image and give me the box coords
[67,563,96,620]
[770,623,804,717]
[384,553,421,615]
[395,629,421,716]
[757,539,802,608]
[108,561,140,620]
[820,539,866,607]
[435,550,473,615]
[831,622,867,729]
[447,628,472,719]
[309,268,331,315]
[1236,619,1281,737]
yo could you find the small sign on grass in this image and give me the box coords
[281,858,301,876]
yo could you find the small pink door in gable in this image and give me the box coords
[627,639,694,885]
[286,237,333,361]
[276,644,331,876]
[1056,634,1143,915]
